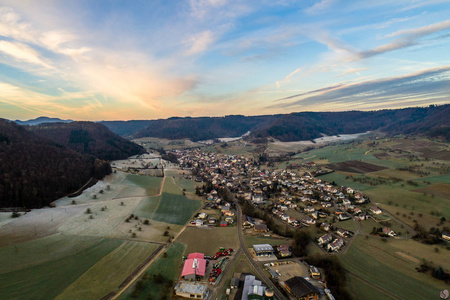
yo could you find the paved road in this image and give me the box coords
[233,198,288,300]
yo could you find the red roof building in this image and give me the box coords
[181,253,207,280]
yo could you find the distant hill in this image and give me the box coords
[0,119,111,208]
[15,116,73,126]
[28,122,145,161]
[101,105,450,142]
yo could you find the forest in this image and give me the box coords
[101,105,450,142]
[0,120,114,208]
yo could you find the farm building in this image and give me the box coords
[383,227,396,237]
[284,276,319,300]
[174,282,209,299]
[253,244,274,257]
[181,253,207,281]
[241,274,274,300]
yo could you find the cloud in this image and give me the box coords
[190,0,227,18]
[386,20,450,38]
[305,0,336,15]
[358,20,450,59]
[0,40,52,68]
[269,66,450,110]
[185,30,215,55]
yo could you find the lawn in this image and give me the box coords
[55,241,159,300]
[177,226,239,255]
[0,238,122,300]
[340,236,445,300]
[118,242,186,300]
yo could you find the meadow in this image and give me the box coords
[177,226,239,255]
[340,236,446,300]
[118,242,186,300]
[0,237,122,300]
[55,241,159,300]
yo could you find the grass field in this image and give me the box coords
[340,236,445,300]
[0,237,122,300]
[132,176,202,225]
[177,226,239,255]
[318,172,376,191]
[218,254,256,300]
[346,273,397,300]
[119,242,186,300]
[118,174,163,197]
[55,241,159,300]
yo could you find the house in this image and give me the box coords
[225,216,234,223]
[318,233,333,245]
[181,253,207,280]
[195,219,203,227]
[284,276,319,300]
[327,238,344,252]
[304,206,315,213]
[370,206,382,214]
[254,224,268,232]
[338,213,352,221]
[281,214,290,221]
[302,216,316,225]
[277,244,292,258]
[309,266,320,278]
[321,223,331,231]
[382,227,396,237]
[442,231,450,241]
[336,228,349,238]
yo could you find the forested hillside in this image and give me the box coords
[0,119,111,208]
[101,105,450,142]
[29,122,145,160]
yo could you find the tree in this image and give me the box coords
[86,208,92,214]
[292,230,311,257]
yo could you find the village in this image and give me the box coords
[170,148,401,300]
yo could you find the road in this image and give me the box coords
[233,198,288,300]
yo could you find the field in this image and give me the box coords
[340,236,446,300]
[55,241,159,300]
[118,242,186,300]
[0,236,123,300]
[328,160,387,173]
[177,226,239,255]
[413,183,450,200]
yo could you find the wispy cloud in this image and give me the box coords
[358,20,450,58]
[305,0,336,15]
[185,30,215,55]
[269,66,450,110]
[0,40,52,68]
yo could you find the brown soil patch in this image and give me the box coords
[328,160,387,174]
[413,183,450,200]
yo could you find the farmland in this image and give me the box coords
[177,226,239,255]
[118,242,186,300]
[0,237,122,300]
[55,241,159,300]
[340,236,446,300]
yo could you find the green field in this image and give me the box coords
[55,241,159,300]
[133,176,202,225]
[119,174,163,196]
[340,236,445,300]
[119,242,186,300]
[318,172,376,191]
[0,237,122,300]
[177,226,239,255]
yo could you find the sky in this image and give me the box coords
[0,0,449,121]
